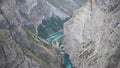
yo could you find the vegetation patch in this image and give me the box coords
[38,15,69,39]
[23,27,49,48]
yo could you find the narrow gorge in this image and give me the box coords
[0,0,120,68]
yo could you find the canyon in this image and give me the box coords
[0,0,120,68]
[0,0,86,68]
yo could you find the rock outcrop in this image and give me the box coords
[64,0,120,68]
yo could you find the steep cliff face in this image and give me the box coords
[64,0,120,68]
[0,0,63,68]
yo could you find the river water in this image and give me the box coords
[47,31,64,43]
[64,53,72,68]
[47,31,72,68]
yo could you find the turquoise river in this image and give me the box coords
[47,31,72,68]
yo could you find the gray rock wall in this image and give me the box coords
[64,0,120,68]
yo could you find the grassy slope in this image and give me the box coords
[23,27,49,47]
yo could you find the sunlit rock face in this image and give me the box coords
[64,0,120,68]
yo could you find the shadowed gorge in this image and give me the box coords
[0,0,87,68]
[1,0,120,68]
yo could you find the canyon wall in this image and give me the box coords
[64,0,120,68]
[16,0,87,34]
[0,0,63,68]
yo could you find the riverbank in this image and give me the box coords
[46,31,72,68]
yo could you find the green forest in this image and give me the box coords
[38,16,69,39]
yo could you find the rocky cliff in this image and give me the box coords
[64,0,120,68]
[0,0,64,68]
